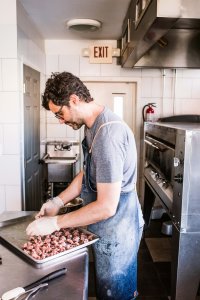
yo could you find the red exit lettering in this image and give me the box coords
[94,46,109,58]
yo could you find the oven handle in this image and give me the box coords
[144,137,174,152]
[144,139,160,150]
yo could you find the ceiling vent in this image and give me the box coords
[66,19,101,32]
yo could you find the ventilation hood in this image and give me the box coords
[120,0,200,68]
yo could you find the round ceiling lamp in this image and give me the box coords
[66,19,101,32]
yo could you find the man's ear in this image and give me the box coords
[69,94,80,105]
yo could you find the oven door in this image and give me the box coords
[144,135,175,183]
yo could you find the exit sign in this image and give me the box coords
[89,45,112,64]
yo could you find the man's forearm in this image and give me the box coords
[57,182,121,228]
[57,200,109,228]
[58,171,83,205]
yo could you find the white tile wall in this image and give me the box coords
[66,127,80,140]
[40,72,46,93]
[163,77,174,99]
[40,144,46,158]
[2,59,18,91]
[3,124,20,154]
[0,124,3,155]
[0,25,17,58]
[151,77,163,98]
[40,120,46,143]
[175,98,200,115]
[40,107,46,120]
[120,67,141,78]
[46,55,59,75]
[141,68,162,78]
[0,185,6,213]
[59,55,80,75]
[0,92,20,123]
[80,57,100,77]
[5,185,21,211]
[0,1,47,213]
[17,29,46,74]
[191,79,200,99]
[175,69,183,78]
[175,77,193,99]
[45,40,117,56]
[141,77,152,98]
[100,60,121,77]
[162,98,174,116]
[0,0,16,25]
[0,59,2,91]
[182,69,200,78]
[0,155,20,185]
[47,124,68,139]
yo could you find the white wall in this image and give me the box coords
[0,0,46,213]
[0,0,20,213]
[17,1,46,157]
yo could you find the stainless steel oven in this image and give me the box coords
[144,124,176,214]
[143,122,200,300]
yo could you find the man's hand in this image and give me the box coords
[26,216,60,236]
[35,196,64,219]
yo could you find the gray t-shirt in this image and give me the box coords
[85,107,137,192]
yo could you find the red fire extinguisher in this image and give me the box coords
[142,103,156,122]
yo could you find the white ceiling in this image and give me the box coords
[19,0,131,40]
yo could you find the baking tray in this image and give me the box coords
[0,215,99,265]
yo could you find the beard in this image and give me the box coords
[65,121,83,130]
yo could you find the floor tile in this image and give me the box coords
[145,238,171,262]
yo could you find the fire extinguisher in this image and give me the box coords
[142,103,156,122]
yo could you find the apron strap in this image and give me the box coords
[89,121,124,153]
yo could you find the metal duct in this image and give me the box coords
[121,0,200,68]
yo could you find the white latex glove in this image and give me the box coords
[35,196,64,219]
[26,216,60,236]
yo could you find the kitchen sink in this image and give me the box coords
[42,141,80,183]
[42,152,79,164]
[42,141,80,164]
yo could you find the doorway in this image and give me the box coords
[85,81,136,133]
[23,65,41,210]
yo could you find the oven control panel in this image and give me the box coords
[144,166,173,213]
[149,168,170,189]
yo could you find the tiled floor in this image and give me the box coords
[88,214,199,300]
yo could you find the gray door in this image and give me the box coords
[23,65,41,210]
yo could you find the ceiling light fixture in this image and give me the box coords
[66,19,101,32]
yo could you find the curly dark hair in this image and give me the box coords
[42,72,93,110]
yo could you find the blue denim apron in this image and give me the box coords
[81,124,142,300]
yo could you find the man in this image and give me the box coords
[26,72,144,300]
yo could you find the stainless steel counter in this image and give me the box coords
[0,211,35,227]
[0,212,89,300]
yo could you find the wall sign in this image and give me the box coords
[89,45,112,63]
[82,46,121,64]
